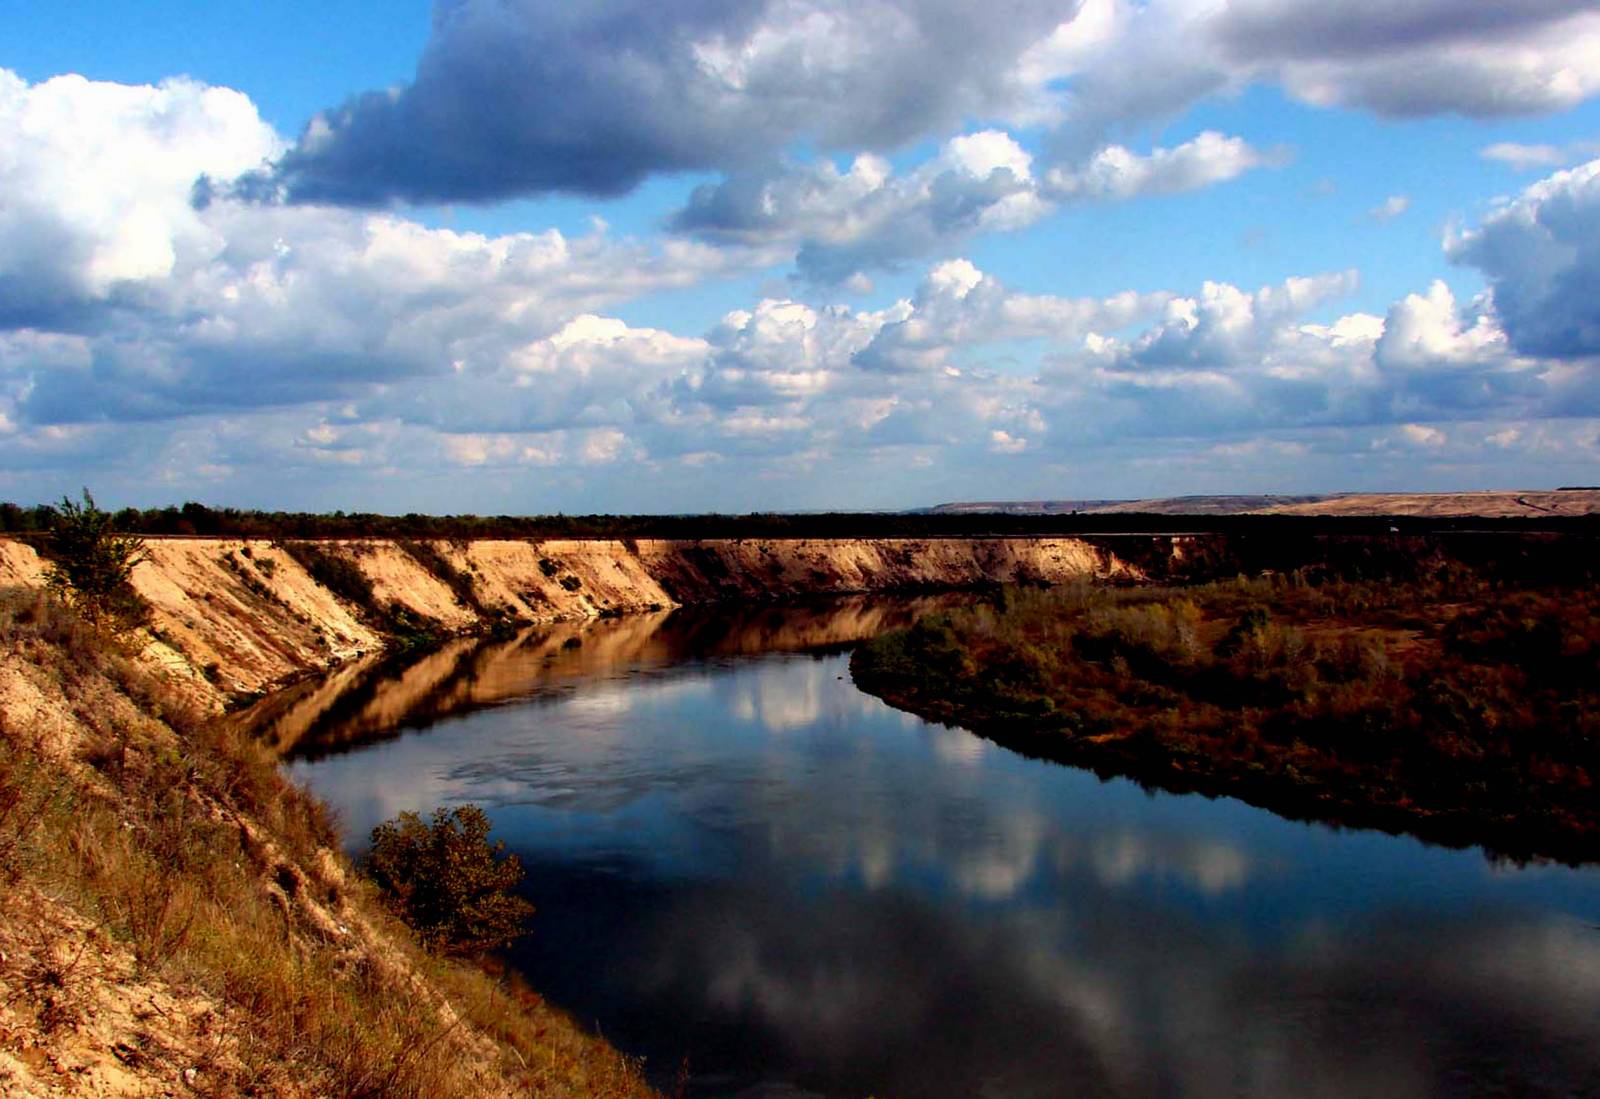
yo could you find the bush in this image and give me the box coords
[366,805,534,955]
[43,489,150,633]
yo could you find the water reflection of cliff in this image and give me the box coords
[245,595,970,760]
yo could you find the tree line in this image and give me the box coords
[5,497,1596,542]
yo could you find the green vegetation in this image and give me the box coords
[854,569,1600,862]
[5,497,1595,542]
[367,805,535,956]
[40,489,150,633]
[0,587,657,1096]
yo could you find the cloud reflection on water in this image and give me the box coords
[283,598,1600,1098]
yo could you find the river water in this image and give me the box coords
[272,598,1600,1098]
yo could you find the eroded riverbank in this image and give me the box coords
[0,534,1132,708]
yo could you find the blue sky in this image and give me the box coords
[4,0,1600,512]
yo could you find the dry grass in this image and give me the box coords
[0,586,658,1098]
[855,570,1600,862]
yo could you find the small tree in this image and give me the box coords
[45,489,149,632]
[366,805,534,955]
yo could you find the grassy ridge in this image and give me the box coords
[0,588,659,1097]
[852,571,1600,863]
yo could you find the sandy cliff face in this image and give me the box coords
[0,539,46,587]
[0,535,1131,704]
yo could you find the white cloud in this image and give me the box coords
[5,68,1600,509]
[0,70,282,325]
[1104,271,1362,372]
[1481,142,1583,171]
[1448,157,1600,360]
[670,133,1052,284]
[0,69,767,427]
[1368,195,1411,220]
[1044,131,1284,201]
[674,128,1277,283]
[1401,423,1447,447]
[1374,281,1508,372]
[989,429,1030,453]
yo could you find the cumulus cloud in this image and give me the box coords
[266,0,1081,205]
[851,258,1173,374]
[6,70,1600,510]
[673,128,1274,283]
[1373,281,1507,372]
[1043,131,1285,201]
[1025,263,1590,451]
[1101,271,1361,372]
[671,132,1049,284]
[245,0,1600,208]
[1448,157,1600,360]
[0,70,766,426]
[1400,423,1446,447]
[1207,0,1600,118]
[0,70,282,329]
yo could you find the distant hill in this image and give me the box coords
[929,490,1600,519]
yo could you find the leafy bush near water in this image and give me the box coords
[367,805,535,956]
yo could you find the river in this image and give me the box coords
[269,597,1600,1098]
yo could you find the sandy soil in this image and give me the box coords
[1,535,1131,711]
[934,489,1600,517]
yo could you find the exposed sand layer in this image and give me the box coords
[1251,490,1600,517]
[0,536,1131,707]
[932,489,1600,517]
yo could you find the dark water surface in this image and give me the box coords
[277,600,1600,1099]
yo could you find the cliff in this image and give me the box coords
[0,535,1133,706]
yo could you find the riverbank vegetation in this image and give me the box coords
[853,566,1600,862]
[0,587,658,1096]
[5,498,1595,543]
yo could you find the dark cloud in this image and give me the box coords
[1046,0,1600,156]
[1212,0,1593,62]
[270,0,1078,206]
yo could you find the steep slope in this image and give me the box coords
[0,536,1133,704]
[0,591,657,1098]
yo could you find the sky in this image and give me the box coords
[3,1,1600,513]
